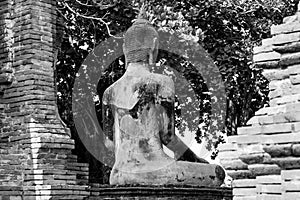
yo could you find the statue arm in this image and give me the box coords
[159,98,208,164]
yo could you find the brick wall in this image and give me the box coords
[219,3,300,200]
[0,0,13,87]
[0,0,89,199]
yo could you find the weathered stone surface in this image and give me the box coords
[257,194,282,200]
[233,188,257,196]
[253,45,273,55]
[239,153,271,165]
[227,170,254,179]
[281,169,300,180]
[281,52,300,66]
[221,159,248,170]
[253,52,280,63]
[218,143,238,152]
[88,186,233,200]
[257,184,281,194]
[254,61,279,69]
[262,38,274,46]
[273,41,300,53]
[219,4,300,200]
[218,151,241,160]
[232,179,257,188]
[271,21,300,35]
[248,164,281,176]
[263,144,292,157]
[288,64,300,75]
[273,32,300,45]
[283,193,300,200]
[233,197,256,200]
[237,123,292,135]
[271,157,300,169]
[262,69,290,81]
[292,144,300,156]
[256,175,281,184]
[282,181,300,191]
[290,74,300,84]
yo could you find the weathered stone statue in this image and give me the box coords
[102,13,225,186]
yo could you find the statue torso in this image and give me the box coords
[103,63,175,168]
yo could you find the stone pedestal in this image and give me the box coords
[89,185,232,200]
[218,4,300,200]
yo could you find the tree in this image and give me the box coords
[56,0,299,183]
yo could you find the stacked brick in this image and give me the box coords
[0,0,13,87]
[0,0,90,199]
[89,186,233,200]
[219,3,300,200]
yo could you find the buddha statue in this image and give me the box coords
[102,11,225,186]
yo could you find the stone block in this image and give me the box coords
[232,179,257,188]
[227,170,255,179]
[253,52,280,62]
[257,184,282,194]
[253,45,273,54]
[239,144,265,154]
[273,32,300,45]
[271,157,300,169]
[257,194,282,200]
[262,133,300,144]
[292,144,300,156]
[263,144,292,157]
[288,64,300,75]
[221,159,248,170]
[273,112,300,123]
[281,169,300,180]
[254,60,279,69]
[262,38,274,46]
[290,74,300,84]
[248,164,281,176]
[273,41,300,53]
[262,69,290,81]
[282,181,300,191]
[239,153,271,165]
[233,197,256,200]
[237,123,292,135]
[292,84,300,94]
[233,188,257,196]
[271,21,300,35]
[228,134,263,144]
[218,151,240,160]
[283,193,300,200]
[218,143,238,152]
[254,107,278,116]
[281,52,300,66]
[274,94,300,105]
[256,175,281,184]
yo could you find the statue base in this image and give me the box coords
[89,185,232,200]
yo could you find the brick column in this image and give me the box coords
[0,0,13,87]
[219,3,300,200]
[0,0,89,199]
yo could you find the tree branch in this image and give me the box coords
[62,1,122,38]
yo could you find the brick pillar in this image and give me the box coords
[219,3,300,200]
[0,0,89,199]
[0,0,13,87]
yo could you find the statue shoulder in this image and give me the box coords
[103,76,139,109]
